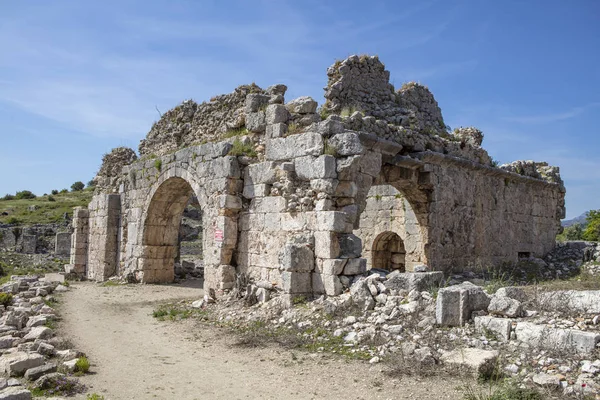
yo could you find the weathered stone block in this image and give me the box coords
[315,211,347,232]
[435,282,490,327]
[286,96,317,114]
[266,132,324,161]
[251,196,286,213]
[384,271,444,292]
[474,316,512,341]
[316,258,347,275]
[329,132,364,156]
[279,244,315,272]
[338,234,362,258]
[281,271,312,294]
[246,111,266,133]
[0,352,44,377]
[265,104,289,124]
[266,123,287,138]
[313,231,340,259]
[515,322,600,354]
[343,258,367,275]
[0,387,32,400]
[243,184,270,199]
[313,273,343,296]
[295,155,337,180]
[440,348,499,378]
[54,233,71,257]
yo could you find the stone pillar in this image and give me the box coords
[87,194,121,281]
[66,207,89,275]
[21,235,37,254]
[55,232,72,257]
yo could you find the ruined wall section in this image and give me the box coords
[138,84,289,157]
[421,152,565,271]
[93,147,138,193]
[354,184,426,271]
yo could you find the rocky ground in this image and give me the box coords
[1,241,600,399]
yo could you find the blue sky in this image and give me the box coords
[0,0,598,219]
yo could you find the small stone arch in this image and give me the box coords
[372,231,406,271]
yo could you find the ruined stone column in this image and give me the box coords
[86,194,121,281]
[65,207,89,276]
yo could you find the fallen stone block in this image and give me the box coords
[0,387,32,400]
[0,352,44,377]
[22,327,52,342]
[440,348,499,378]
[435,282,490,326]
[532,372,561,389]
[474,316,512,341]
[537,290,600,314]
[24,364,57,381]
[515,321,600,354]
[488,295,523,318]
[384,271,444,293]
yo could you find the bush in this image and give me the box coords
[47,196,56,202]
[15,190,36,199]
[74,356,90,373]
[557,224,583,241]
[86,180,96,188]
[51,189,59,195]
[1,194,14,201]
[583,210,600,242]
[71,181,85,192]
[0,293,13,307]
[60,189,68,194]
[6,217,19,225]
[87,394,105,400]
[154,159,162,172]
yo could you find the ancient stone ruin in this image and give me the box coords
[66,55,566,299]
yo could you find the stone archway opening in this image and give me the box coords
[142,177,202,283]
[175,195,204,280]
[372,231,406,272]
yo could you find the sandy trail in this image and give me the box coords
[59,281,466,400]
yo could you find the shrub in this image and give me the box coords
[51,189,59,195]
[15,190,36,199]
[6,217,19,225]
[75,356,90,373]
[583,210,600,242]
[60,189,68,194]
[557,224,583,241]
[1,194,15,201]
[86,180,96,188]
[47,195,56,202]
[71,181,85,192]
[0,293,13,307]
[154,159,162,172]
[228,138,257,157]
[87,394,105,400]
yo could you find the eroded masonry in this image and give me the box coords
[66,55,565,298]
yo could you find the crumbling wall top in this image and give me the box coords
[94,147,137,191]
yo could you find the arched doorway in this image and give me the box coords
[141,177,198,283]
[372,231,406,272]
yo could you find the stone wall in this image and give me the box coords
[0,224,70,257]
[68,54,566,299]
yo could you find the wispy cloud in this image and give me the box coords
[504,102,600,124]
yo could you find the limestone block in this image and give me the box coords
[310,179,338,195]
[295,155,337,180]
[0,387,32,399]
[314,232,340,259]
[0,352,44,376]
[54,233,71,257]
[266,123,287,138]
[245,93,270,113]
[488,295,523,318]
[328,132,364,156]
[474,316,512,341]
[246,111,266,133]
[281,271,312,294]
[244,162,278,185]
[21,236,36,254]
[335,181,358,198]
[312,273,343,296]
[316,258,347,275]
[217,194,242,210]
[338,234,362,258]
[359,151,382,177]
[537,290,600,314]
[279,244,315,272]
[265,104,289,124]
[215,265,236,284]
[515,322,600,354]
[24,363,57,381]
[315,212,347,232]
[266,132,324,161]
[243,184,270,199]
[343,258,367,275]
[251,196,287,213]
[263,213,281,231]
[440,348,499,378]
[211,156,240,179]
[286,96,318,114]
[435,282,490,327]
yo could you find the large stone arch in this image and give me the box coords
[354,161,432,271]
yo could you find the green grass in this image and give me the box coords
[152,304,209,321]
[101,280,121,287]
[460,380,544,400]
[75,356,90,374]
[228,138,257,157]
[224,127,249,138]
[0,260,54,285]
[0,189,93,225]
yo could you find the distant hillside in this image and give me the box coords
[562,212,589,227]
[0,190,93,225]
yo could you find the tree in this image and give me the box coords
[71,181,85,192]
[51,189,59,195]
[86,179,96,188]
[583,210,600,242]
[557,224,583,241]
[15,190,36,200]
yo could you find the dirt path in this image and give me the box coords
[59,281,467,400]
